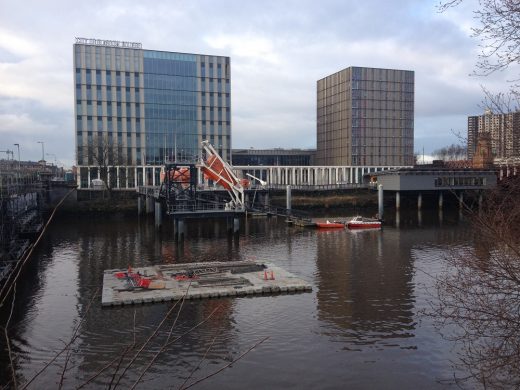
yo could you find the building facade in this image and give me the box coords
[74,38,231,188]
[232,148,316,166]
[467,110,520,160]
[316,66,414,166]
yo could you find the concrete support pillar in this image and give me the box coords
[478,193,483,210]
[417,210,422,226]
[138,196,144,215]
[116,167,120,189]
[378,184,383,220]
[395,211,400,228]
[396,191,400,210]
[263,192,270,208]
[176,219,185,240]
[233,217,240,234]
[438,192,443,210]
[418,193,422,211]
[286,185,292,214]
[146,195,154,214]
[154,201,162,227]
[459,192,464,210]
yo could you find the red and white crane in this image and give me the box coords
[199,140,250,210]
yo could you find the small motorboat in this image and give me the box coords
[315,220,345,229]
[347,216,381,229]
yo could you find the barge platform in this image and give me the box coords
[101,260,312,307]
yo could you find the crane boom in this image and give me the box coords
[199,140,245,210]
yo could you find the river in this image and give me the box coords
[0,210,472,389]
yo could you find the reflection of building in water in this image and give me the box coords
[315,229,416,343]
[72,220,236,386]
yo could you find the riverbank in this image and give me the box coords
[270,189,377,209]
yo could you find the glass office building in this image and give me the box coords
[74,38,231,188]
[317,66,414,166]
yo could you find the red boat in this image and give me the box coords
[315,220,345,229]
[347,216,381,229]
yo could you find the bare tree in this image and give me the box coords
[429,178,520,388]
[480,85,520,114]
[85,133,123,197]
[432,143,467,160]
[439,0,520,76]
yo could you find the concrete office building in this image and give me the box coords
[74,38,231,188]
[467,109,520,160]
[316,66,414,166]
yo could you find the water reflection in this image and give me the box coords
[0,211,475,389]
[315,228,416,349]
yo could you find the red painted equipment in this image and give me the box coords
[199,140,246,210]
[115,268,153,289]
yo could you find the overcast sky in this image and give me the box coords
[0,0,517,166]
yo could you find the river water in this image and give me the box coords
[1,210,472,389]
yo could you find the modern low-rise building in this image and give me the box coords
[232,148,316,166]
[316,66,414,166]
[74,38,231,188]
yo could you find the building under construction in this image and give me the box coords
[0,159,50,288]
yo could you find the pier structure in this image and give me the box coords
[369,168,498,216]
[102,261,312,306]
[77,163,408,190]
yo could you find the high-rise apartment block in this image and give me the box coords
[467,110,520,160]
[74,38,231,188]
[316,66,414,166]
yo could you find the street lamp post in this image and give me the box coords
[13,143,20,171]
[37,141,45,163]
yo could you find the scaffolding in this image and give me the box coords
[0,160,46,286]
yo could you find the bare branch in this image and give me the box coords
[181,336,270,390]
[178,326,222,390]
[427,177,520,387]
[439,0,520,75]
[20,287,99,390]
[4,283,17,390]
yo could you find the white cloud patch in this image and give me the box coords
[0,0,515,161]
[0,113,57,135]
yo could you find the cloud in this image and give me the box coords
[0,0,515,161]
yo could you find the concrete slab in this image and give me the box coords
[101,261,312,307]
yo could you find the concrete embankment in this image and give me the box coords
[56,189,138,214]
[270,188,378,209]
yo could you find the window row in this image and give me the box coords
[434,177,487,187]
